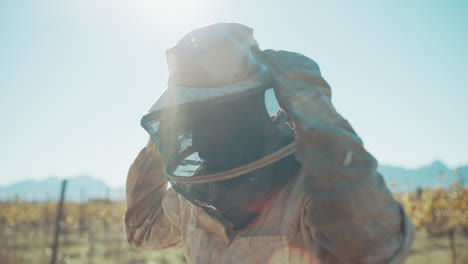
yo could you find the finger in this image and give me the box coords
[252,46,279,64]
[251,47,282,75]
[251,46,267,64]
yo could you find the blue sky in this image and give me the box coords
[1,0,467,186]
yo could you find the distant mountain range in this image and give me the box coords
[0,175,125,202]
[0,161,466,201]
[379,160,467,192]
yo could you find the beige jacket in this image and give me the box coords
[125,65,415,263]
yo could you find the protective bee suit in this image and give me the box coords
[125,23,415,264]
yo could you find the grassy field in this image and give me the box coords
[1,227,466,263]
[0,224,185,264]
[406,230,467,264]
[0,200,466,264]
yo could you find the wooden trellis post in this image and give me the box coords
[50,179,67,264]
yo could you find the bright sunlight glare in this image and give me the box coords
[123,0,213,29]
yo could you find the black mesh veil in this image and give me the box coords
[141,88,299,213]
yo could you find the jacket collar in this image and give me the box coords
[196,206,235,245]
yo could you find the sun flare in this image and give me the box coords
[126,0,212,27]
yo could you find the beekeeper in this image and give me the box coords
[125,22,415,264]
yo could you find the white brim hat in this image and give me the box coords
[142,22,274,124]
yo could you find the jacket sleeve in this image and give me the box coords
[277,63,415,263]
[124,139,182,251]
